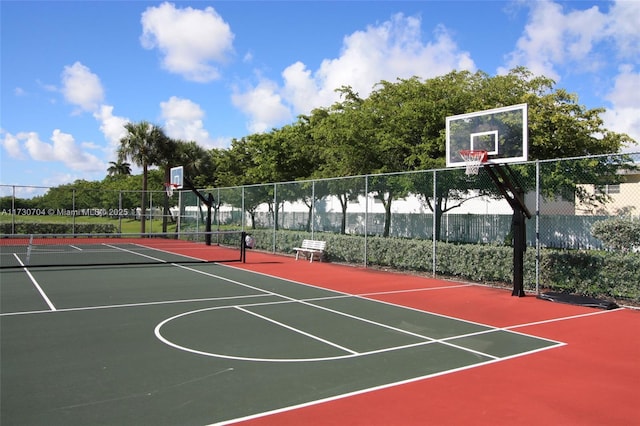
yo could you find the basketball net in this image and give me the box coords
[459,150,488,175]
[164,183,178,197]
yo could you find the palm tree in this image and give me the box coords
[117,121,166,234]
[107,160,132,176]
[178,141,210,181]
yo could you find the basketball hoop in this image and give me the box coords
[459,150,488,175]
[164,182,179,197]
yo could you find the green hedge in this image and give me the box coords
[540,250,640,300]
[248,229,638,303]
[0,222,118,235]
[591,218,640,251]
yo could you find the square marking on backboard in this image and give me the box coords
[446,104,528,167]
[170,166,184,189]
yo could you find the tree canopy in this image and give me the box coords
[10,68,636,238]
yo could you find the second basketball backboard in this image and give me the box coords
[446,104,528,167]
[170,166,184,189]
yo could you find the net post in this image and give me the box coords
[205,194,213,246]
[241,231,247,263]
[26,234,34,266]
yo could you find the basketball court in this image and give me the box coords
[2,105,638,424]
[1,246,638,425]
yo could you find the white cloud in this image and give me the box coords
[42,173,78,189]
[0,130,25,159]
[281,62,323,115]
[234,13,474,133]
[231,80,293,134]
[607,0,640,58]
[140,2,234,82]
[501,0,640,80]
[37,79,58,93]
[0,185,46,198]
[93,105,129,150]
[499,0,639,153]
[61,62,105,113]
[603,65,640,152]
[501,1,608,79]
[606,65,640,110]
[311,18,474,103]
[160,96,221,148]
[18,130,106,172]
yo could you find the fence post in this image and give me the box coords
[118,191,123,233]
[535,160,541,295]
[311,180,316,239]
[72,188,76,234]
[364,175,369,268]
[432,170,437,277]
[11,185,16,234]
[272,183,277,254]
[241,187,245,230]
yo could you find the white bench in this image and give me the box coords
[293,239,326,263]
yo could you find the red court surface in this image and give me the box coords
[226,250,640,425]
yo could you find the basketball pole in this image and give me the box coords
[181,177,214,246]
[483,164,531,297]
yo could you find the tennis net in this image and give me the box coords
[0,231,247,268]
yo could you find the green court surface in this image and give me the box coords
[0,262,561,425]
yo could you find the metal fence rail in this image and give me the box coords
[2,152,639,292]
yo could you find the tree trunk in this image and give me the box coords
[382,192,393,237]
[339,194,348,235]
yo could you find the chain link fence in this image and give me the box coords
[2,152,638,298]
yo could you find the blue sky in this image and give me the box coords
[1,0,639,197]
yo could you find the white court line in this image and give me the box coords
[358,283,474,296]
[103,243,169,263]
[0,293,276,317]
[212,341,563,426]
[154,296,510,363]
[178,263,567,346]
[12,253,57,311]
[131,243,208,262]
[208,264,570,350]
[154,264,514,363]
[505,307,624,330]
[236,306,358,355]
[217,262,504,331]
[173,264,444,342]
[228,264,568,338]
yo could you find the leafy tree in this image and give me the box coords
[270,118,325,231]
[60,66,633,242]
[397,68,633,239]
[213,137,271,228]
[310,89,375,234]
[363,78,441,236]
[117,121,167,233]
[102,174,142,212]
